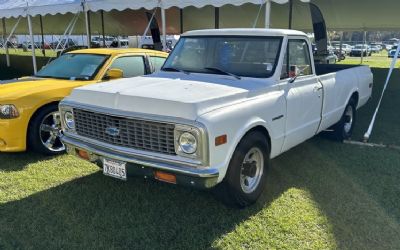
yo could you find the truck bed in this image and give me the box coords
[315,64,360,76]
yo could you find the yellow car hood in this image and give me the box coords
[0,77,91,101]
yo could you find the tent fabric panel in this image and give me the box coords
[0,0,82,18]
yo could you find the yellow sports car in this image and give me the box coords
[0,48,168,155]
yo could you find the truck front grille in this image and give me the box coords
[73,109,176,155]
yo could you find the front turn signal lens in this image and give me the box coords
[77,149,90,161]
[215,134,227,146]
[154,171,177,184]
[0,104,19,119]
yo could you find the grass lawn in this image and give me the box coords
[0,48,57,58]
[0,63,400,248]
[338,50,400,68]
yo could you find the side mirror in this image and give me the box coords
[288,65,298,83]
[104,68,123,80]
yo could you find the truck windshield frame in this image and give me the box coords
[162,36,283,79]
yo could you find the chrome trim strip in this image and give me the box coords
[62,135,219,178]
[64,132,204,167]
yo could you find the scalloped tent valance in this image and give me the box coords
[0,0,309,18]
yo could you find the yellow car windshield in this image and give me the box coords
[35,53,108,80]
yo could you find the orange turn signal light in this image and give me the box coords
[154,171,177,184]
[77,149,90,161]
[215,134,227,146]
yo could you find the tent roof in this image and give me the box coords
[0,0,82,18]
[1,0,399,35]
[0,0,308,18]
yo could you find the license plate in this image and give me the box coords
[103,158,127,180]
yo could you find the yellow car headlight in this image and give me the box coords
[0,104,20,119]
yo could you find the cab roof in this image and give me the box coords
[183,28,308,38]
[69,48,168,56]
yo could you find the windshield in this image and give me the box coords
[35,53,108,80]
[162,36,283,78]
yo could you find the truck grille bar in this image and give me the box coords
[73,109,176,155]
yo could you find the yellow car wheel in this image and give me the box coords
[28,104,65,155]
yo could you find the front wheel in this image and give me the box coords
[28,104,66,155]
[216,131,270,208]
[333,98,357,141]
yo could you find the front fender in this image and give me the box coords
[197,90,286,182]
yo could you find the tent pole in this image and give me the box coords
[265,0,271,28]
[161,8,167,51]
[339,31,343,62]
[215,7,219,29]
[27,14,37,74]
[361,30,366,64]
[39,15,45,56]
[2,18,10,67]
[83,2,91,48]
[101,10,105,47]
[180,9,183,34]
[288,0,293,29]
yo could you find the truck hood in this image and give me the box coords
[0,77,91,101]
[66,72,272,120]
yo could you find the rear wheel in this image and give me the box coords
[28,104,65,155]
[216,131,270,208]
[333,98,357,141]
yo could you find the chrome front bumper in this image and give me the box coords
[62,135,219,189]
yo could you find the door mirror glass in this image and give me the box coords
[105,68,123,80]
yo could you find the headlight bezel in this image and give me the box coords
[60,106,76,133]
[174,124,205,160]
[64,111,75,130]
[0,104,20,119]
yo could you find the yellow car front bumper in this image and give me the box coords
[0,118,27,152]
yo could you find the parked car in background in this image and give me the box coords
[388,45,400,58]
[350,44,371,57]
[0,48,168,155]
[61,29,373,207]
[369,45,380,53]
[91,36,116,47]
[110,39,129,48]
[332,44,352,54]
[312,44,338,64]
[50,38,76,49]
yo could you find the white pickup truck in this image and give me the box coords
[60,29,373,207]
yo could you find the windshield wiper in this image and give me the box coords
[204,67,241,80]
[162,67,190,75]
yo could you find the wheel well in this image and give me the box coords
[245,125,271,156]
[26,101,59,145]
[350,92,359,107]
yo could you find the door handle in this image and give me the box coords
[313,86,323,92]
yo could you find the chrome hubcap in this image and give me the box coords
[240,147,264,194]
[344,105,354,134]
[39,111,65,152]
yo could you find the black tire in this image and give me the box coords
[215,131,270,208]
[28,104,65,155]
[333,98,357,141]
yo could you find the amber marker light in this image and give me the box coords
[77,149,90,161]
[215,134,227,146]
[154,171,177,184]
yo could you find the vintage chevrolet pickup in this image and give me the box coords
[60,29,373,207]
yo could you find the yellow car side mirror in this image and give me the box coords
[105,68,123,80]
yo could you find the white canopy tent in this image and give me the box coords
[0,0,309,73]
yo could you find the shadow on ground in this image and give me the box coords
[1,136,399,249]
[0,152,56,172]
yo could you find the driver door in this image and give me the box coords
[281,39,323,152]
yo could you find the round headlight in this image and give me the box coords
[179,132,197,154]
[64,111,75,129]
